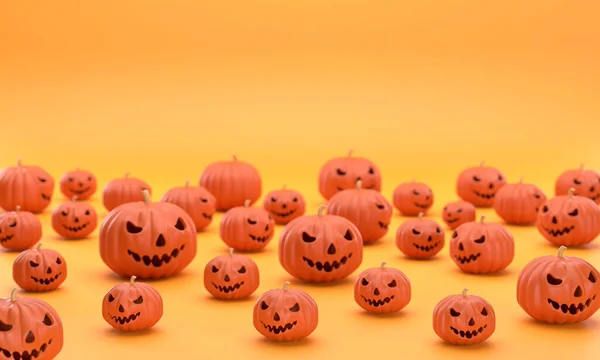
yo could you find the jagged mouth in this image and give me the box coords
[212,281,244,294]
[249,233,272,242]
[41,194,52,201]
[202,213,213,220]
[261,321,297,335]
[109,312,141,325]
[0,234,14,243]
[547,295,597,314]
[361,295,395,307]
[273,209,296,218]
[454,253,481,264]
[474,191,495,199]
[378,222,389,230]
[31,272,63,285]
[413,202,430,209]
[302,253,353,272]
[70,187,90,194]
[412,242,441,252]
[62,223,89,232]
[0,338,53,359]
[543,226,575,237]
[445,218,459,223]
[449,324,487,339]
[127,245,185,267]
[591,193,600,201]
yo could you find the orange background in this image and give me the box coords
[1,1,600,359]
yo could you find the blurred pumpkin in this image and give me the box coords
[204,248,260,299]
[318,150,381,200]
[442,201,476,230]
[102,172,152,212]
[51,196,97,239]
[0,206,42,251]
[396,213,445,259]
[0,158,55,213]
[12,243,67,292]
[220,200,275,251]
[59,168,97,200]
[392,180,434,216]
[354,262,411,313]
[493,177,547,225]
[262,185,306,225]
[161,180,216,231]
[456,162,506,207]
[555,164,600,204]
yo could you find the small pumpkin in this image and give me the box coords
[204,248,260,300]
[392,180,434,216]
[493,177,547,225]
[0,206,42,251]
[102,276,163,331]
[456,162,506,207]
[262,185,306,225]
[161,179,216,231]
[253,282,318,341]
[318,150,382,200]
[326,179,393,243]
[449,215,514,274]
[102,172,152,212]
[12,243,67,292]
[0,158,55,213]
[354,262,411,313]
[59,168,97,200]
[220,199,275,251]
[0,289,64,359]
[432,288,496,345]
[396,213,445,259]
[199,155,262,211]
[442,201,476,230]
[99,189,197,279]
[278,205,364,282]
[555,164,600,204]
[536,188,600,246]
[517,246,600,324]
[51,196,97,239]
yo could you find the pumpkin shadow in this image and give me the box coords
[103,327,160,338]
[450,268,513,278]
[433,339,495,351]
[520,316,598,331]
[100,271,196,284]
[204,295,257,304]
[538,241,599,251]
[354,309,408,320]
[286,277,355,288]
[400,255,444,262]
[255,336,316,348]
[0,248,25,254]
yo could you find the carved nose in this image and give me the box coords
[46,267,52,274]
[118,304,125,313]
[458,243,464,251]
[591,186,596,193]
[74,217,79,223]
[552,216,558,224]
[79,182,84,187]
[427,235,432,242]
[468,318,475,326]
[156,234,166,247]
[224,274,230,282]
[282,203,287,209]
[374,288,380,296]
[25,331,35,344]
[574,286,583,297]
[327,243,336,255]
[426,195,430,200]
[489,183,494,189]
[273,312,280,322]
[265,224,270,231]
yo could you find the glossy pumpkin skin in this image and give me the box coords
[449,216,514,274]
[59,169,97,200]
[99,190,197,279]
[204,249,260,299]
[456,163,506,207]
[392,181,434,216]
[442,201,476,230]
[396,213,445,259]
[161,180,217,231]
[12,244,67,292]
[433,289,496,345]
[493,178,547,225]
[0,206,42,251]
[102,173,152,212]
[0,289,64,359]
[354,262,411,313]
[262,186,306,225]
[51,198,97,239]
[318,150,382,201]
[278,206,364,282]
[220,200,275,251]
[0,159,55,213]
[555,165,600,204]
[102,276,163,331]
[517,246,600,324]
[199,156,262,211]
[253,282,318,341]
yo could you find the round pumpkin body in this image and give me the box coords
[99,190,197,279]
[432,289,496,345]
[555,165,600,204]
[102,173,152,212]
[278,206,364,282]
[456,163,506,207]
[0,289,64,359]
[0,206,42,250]
[102,276,163,331]
[253,282,318,341]
[318,151,381,200]
[262,186,306,225]
[199,156,262,211]
[204,249,260,299]
[392,181,434,216]
[219,200,275,251]
[493,178,547,225]
[396,213,445,259]
[51,198,97,239]
[59,169,97,200]
[161,180,216,231]
[442,201,476,230]
[0,159,55,213]
[449,216,514,274]
[517,246,600,324]
[354,262,411,313]
[12,244,67,292]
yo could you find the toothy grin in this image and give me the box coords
[413,202,430,209]
[412,242,441,252]
[445,218,458,224]
[302,253,352,272]
[62,223,89,232]
[212,281,244,293]
[361,295,395,307]
[0,338,53,360]
[110,312,141,325]
[261,321,297,334]
[454,253,481,264]
[41,194,51,201]
[547,295,597,314]
[202,213,213,220]
[378,222,389,230]
[31,272,62,285]
[474,191,495,199]
[273,209,296,218]
[0,234,14,244]
[543,226,575,237]
[249,234,272,242]
[127,245,185,267]
[450,324,487,339]
[70,187,90,195]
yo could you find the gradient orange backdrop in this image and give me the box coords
[1,1,600,359]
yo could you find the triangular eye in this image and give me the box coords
[56,257,62,265]
[412,229,421,235]
[175,218,186,230]
[336,169,346,176]
[573,179,582,185]
[289,303,300,312]
[38,177,47,183]
[547,274,563,285]
[472,176,481,182]
[133,296,143,304]
[260,301,269,310]
[200,198,208,203]
[0,320,12,331]
[361,278,369,286]
[450,308,461,317]
[375,204,384,209]
[238,266,246,274]
[481,307,488,316]
[344,230,353,241]
[452,231,458,238]
[589,272,597,283]
[108,294,115,302]
[212,265,219,273]
[247,219,257,225]
[387,280,397,288]
[29,261,39,267]
[126,221,143,234]
[43,314,53,326]
[568,209,579,217]
[474,236,486,244]
[61,211,68,216]
[302,232,316,243]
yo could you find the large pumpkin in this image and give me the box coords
[493,177,547,225]
[220,200,275,251]
[555,164,600,204]
[199,155,262,211]
[12,243,67,292]
[396,213,445,259]
[278,205,363,282]
[59,168,97,200]
[161,180,217,231]
[392,180,434,216]
[102,172,152,212]
[99,189,197,279]
[262,185,306,225]
[318,150,382,200]
[0,158,55,213]
[456,162,506,207]
[353,262,411,313]
[442,201,476,230]
[204,248,260,299]
[51,196,98,239]
[0,206,42,251]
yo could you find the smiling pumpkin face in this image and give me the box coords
[262,186,306,225]
[12,244,67,292]
[59,169,97,200]
[442,201,476,230]
[0,159,55,214]
[220,200,275,251]
[353,262,411,313]
[0,206,42,251]
[456,162,506,207]
[204,248,260,299]
[396,213,445,259]
[392,181,434,216]
[161,180,217,231]
[51,197,98,239]
[555,165,600,204]
[318,150,382,200]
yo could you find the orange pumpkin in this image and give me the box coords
[199,155,262,211]
[51,196,97,239]
[517,246,600,324]
[253,282,318,341]
[262,185,306,225]
[326,179,393,243]
[102,172,152,212]
[449,215,514,274]
[493,177,547,225]
[442,201,476,230]
[99,189,197,279]
[102,276,163,331]
[59,168,97,200]
[220,199,275,251]
[0,158,55,213]
[161,180,216,231]
[432,288,496,345]
[536,188,600,246]
[396,213,445,259]
[0,206,42,251]
[354,262,411,313]
[278,205,364,282]
[12,243,67,292]
[555,164,600,204]
[456,162,506,207]
[0,289,64,359]
[204,248,260,299]
[392,180,434,216]
[318,150,382,200]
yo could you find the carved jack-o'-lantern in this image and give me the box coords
[392,180,434,216]
[0,206,42,251]
[0,159,55,213]
[102,173,152,212]
[220,200,275,251]
[354,262,411,313]
[555,165,600,204]
[318,150,382,200]
[204,248,260,300]
[59,168,97,200]
[51,196,98,239]
[442,201,476,230]
[456,162,506,207]
[396,213,445,259]
[12,243,67,292]
[262,185,306,225]
[161,180,217,231]
[493,177,547,225]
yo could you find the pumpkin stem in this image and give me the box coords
[557,245,567,257]
[244,199,251,207]
[580,164,584,171]
[479,161,485,167]
[355,179,363,189]
[124,172,130,178]
[282,184,287,189]
[462,288,469,296]
[130,276,137,284]
[568,188,575,198]
[479,215,485,223]
[17,158,22,166]
[283,281,290,291]
[317,205,326,216]
[519,177,523,184]
[232,155,238,161]
[412,177,416,183]
[141,189,151,204]
[380,261,387,268]
[347,150,353,158]
[418,212,424,219]
[228,248,234,257]
[36,243,42,251]
[71,196,78,201]
[184,179,190,187]
[14,206,20,214]
[10,289,18,301]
